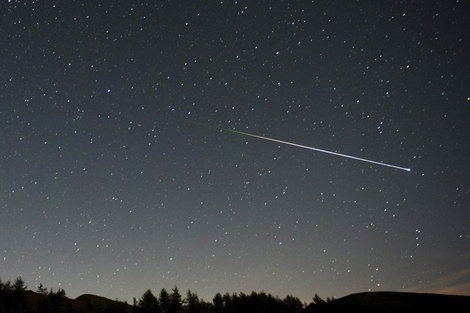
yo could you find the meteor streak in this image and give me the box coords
[218,127,411,172]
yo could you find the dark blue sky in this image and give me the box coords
[1,0,469,303]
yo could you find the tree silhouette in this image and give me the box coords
[159,288,171,313]
[12,277,26,291]
[212,292,224,313]
[283,294,304,313]
[0,277,28,313]
[48,288,68,312]
[185,289,205,313]
[222,293,236,313]
[312,294,326,305]
[138,289,161,313]
[37,283,48,295]
[168,286,184,313]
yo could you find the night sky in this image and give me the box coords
[1,0,469,304]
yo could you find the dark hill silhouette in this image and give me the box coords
[305,291,470,312]
[74,293,132,312]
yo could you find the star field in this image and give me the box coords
[1,0,469,304]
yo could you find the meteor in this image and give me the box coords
[218,127,411,172]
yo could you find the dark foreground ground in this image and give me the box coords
[2,288,469,312]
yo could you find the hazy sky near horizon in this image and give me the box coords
[1,0,469,304]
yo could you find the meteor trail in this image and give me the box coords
[217,127,411,172]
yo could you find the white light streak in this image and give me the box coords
[222,128,411,172]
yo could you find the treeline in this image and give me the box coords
[134,286,310,313]
[0,276,333,313]
[0,277,71,313]
[0,277,28,313]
